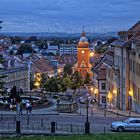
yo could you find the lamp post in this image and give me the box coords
[113,89,117,108]
[85,97,90,134]
[128,91,133,115]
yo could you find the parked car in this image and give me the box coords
[111,118,140,132]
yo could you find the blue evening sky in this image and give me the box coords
[0,0,140,33]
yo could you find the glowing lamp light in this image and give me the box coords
[90,87,94,91]
[107,92,112,100]
[129,91,133,97]
[58,69,61,73]
[113,89,117,96]
[94,89,98,94]
[90,52,94,57]
[81,50,85,54]
[34,82,40,87]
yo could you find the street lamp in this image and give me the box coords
[128,90,133,112]
[107,92,112,109]
[113,89,117,108]
[90,87,94,95]
[90,52,94,57]
[85,97,90,134]
[94,88,98,102]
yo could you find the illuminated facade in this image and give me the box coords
[74,31,92,78]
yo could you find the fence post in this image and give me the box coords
[51,122,56,134]
[104,110,106,117]
[41,118,43,127]
[16,121,20,134]
[27,116,29,125]
[91,109,93,116]
[0,114,3,121]
[117,110,119,117]
[14,115,16,123]
[129,111,131,117]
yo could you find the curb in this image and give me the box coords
[105,110,140,117]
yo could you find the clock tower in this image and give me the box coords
[74,31,92,78]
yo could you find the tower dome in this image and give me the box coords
[79,31,88,42]
[78,31,89,48]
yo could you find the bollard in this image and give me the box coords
[16,121,20,134]
[55,122,57,130]
[51,122,56,134]
[70,124,73,132]
[104,127,106,134]
[85,122,90,134]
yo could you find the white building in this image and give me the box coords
[59,44,77,55]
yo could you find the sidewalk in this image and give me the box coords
[106,108,140,117]
[0,109,59,115]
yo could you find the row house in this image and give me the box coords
[129,39,140,113]
[0,57,29,92]
[92,51,112,108]
[111,21,140,111]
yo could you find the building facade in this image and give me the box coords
[0,66,29,92]
[59,44,77,55]
[111,21,140,111]
[129,42,140,112]
[74,31,92,78]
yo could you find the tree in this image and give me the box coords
[0,56,6,94]
[30,79,36,90]
[44,77,60,92]
[84,73,91,85]
[17,43,34,55]
[61,76,72,93]
[36,39,47,49]
[71,71,83,94]
[40,73,48,89]
[63,64,73,76]
[11,36,22,44]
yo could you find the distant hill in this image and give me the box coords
[2,32,118,40]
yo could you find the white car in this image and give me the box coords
[111,118,140,132]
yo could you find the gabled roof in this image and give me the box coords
[128,20,140,32]
[112,21,140,47]
[32,58,54,73]
[93,49,113,73]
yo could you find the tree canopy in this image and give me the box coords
[17,43,34,55]
[63,64,73,76]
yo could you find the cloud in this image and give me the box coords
[0,0,140,32]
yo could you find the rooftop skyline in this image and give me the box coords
[0,0,140,33]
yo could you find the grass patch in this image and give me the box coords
[1,134,140,140]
